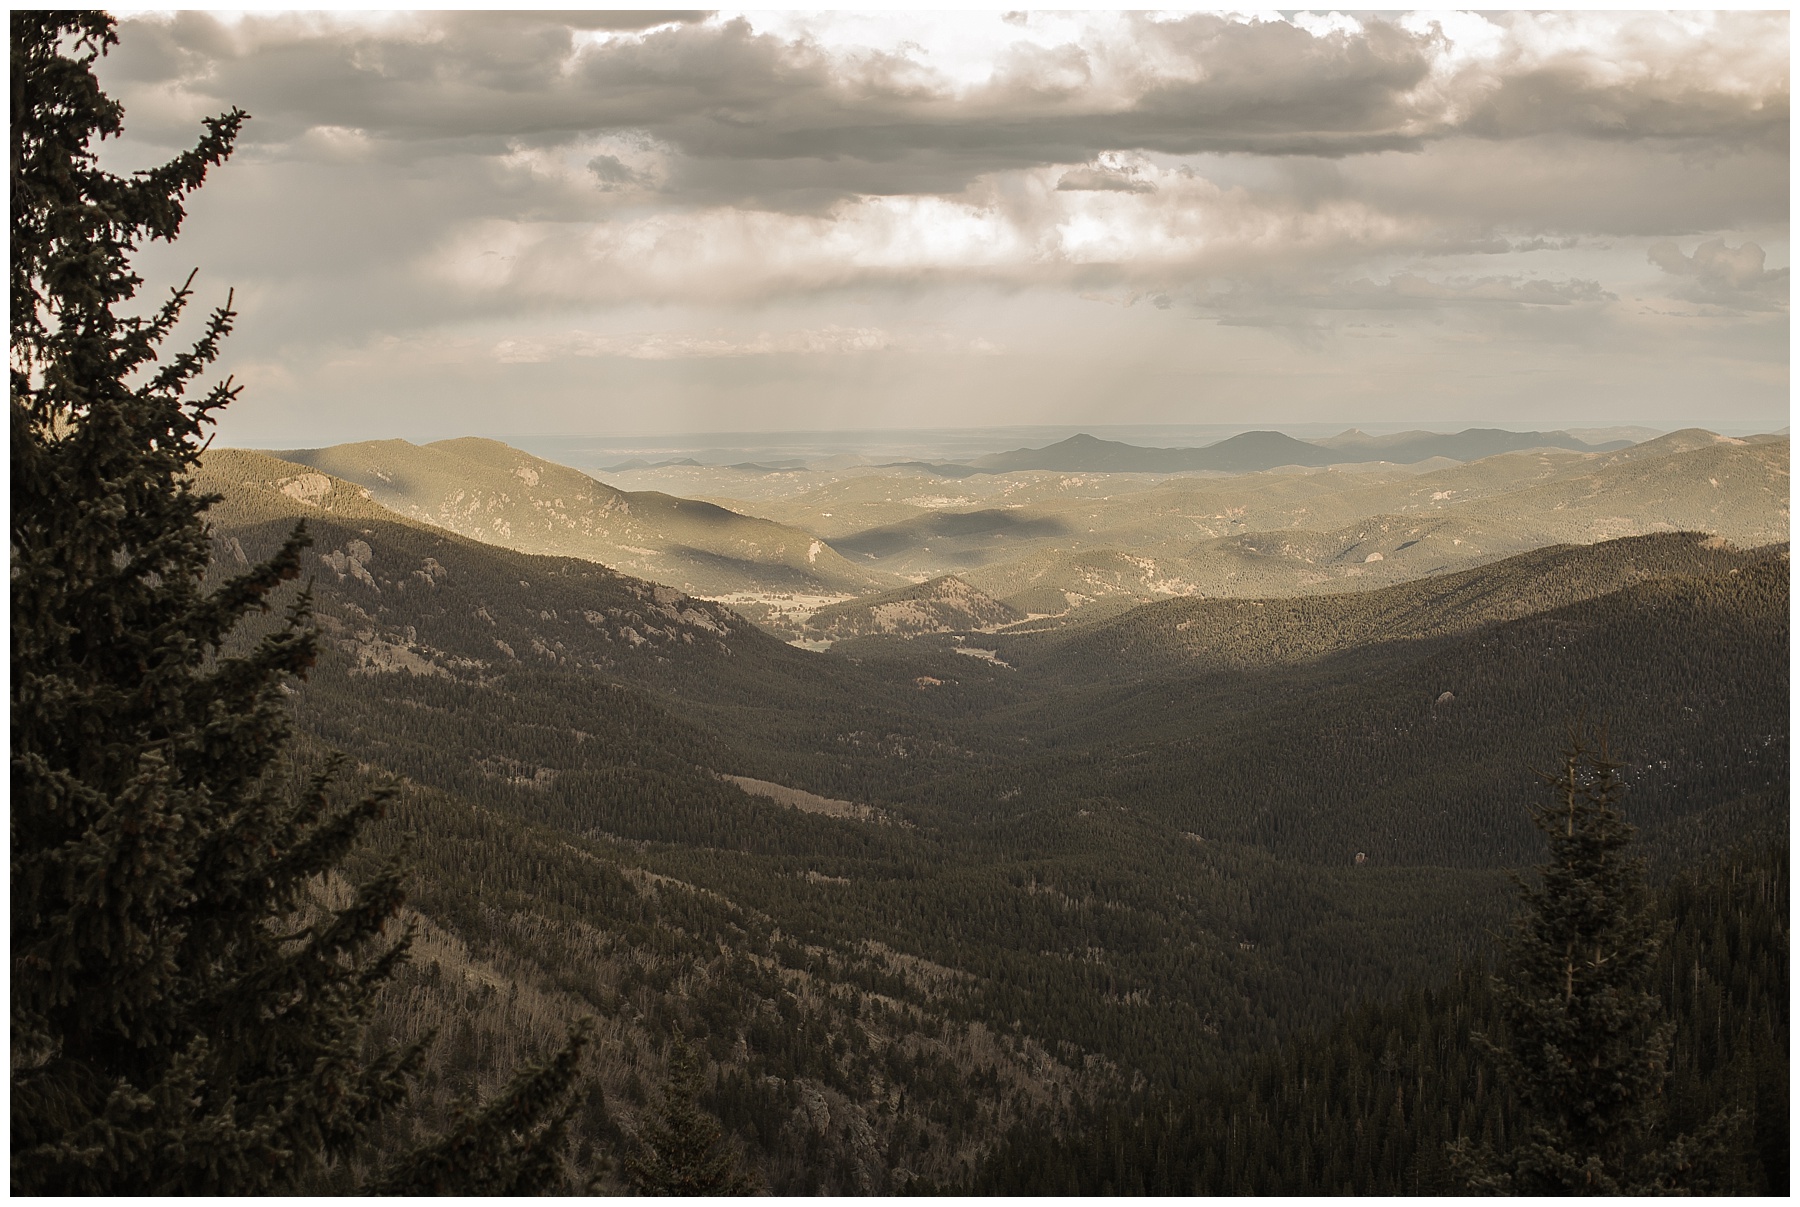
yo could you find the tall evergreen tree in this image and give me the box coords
[11,13,601,1195]
[10,11,429,1192]
[622,1036,759,1196]
[1448,734,1741,1194]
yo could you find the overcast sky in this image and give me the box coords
[100,9,1788,445]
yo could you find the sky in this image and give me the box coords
[98,8,1789,446]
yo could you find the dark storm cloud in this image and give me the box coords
[1078,14,1433,153]
[109,13,827,151]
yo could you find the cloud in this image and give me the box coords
[83,8,1783,443]
[1340,273,1614,308]
[561,12,712,33]
[494,326,895,362]
[1326,136,1787,238]
[419,160,1472,307]
[98,9,1787,317]
[98,10,1787,309]
[107,10,1787,203]
[1440,12,1788,146]
[587,153,650,190]
[489,324,1005,363]
[1057,159,1156,194]
[1647,238,1789,310]
[1187,270,1614,342]
[1650,238,1777,288]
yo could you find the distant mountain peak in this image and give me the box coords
[1204,430,1315,449]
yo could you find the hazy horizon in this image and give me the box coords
[236,418,1783,471]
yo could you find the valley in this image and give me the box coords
[197,425,1789,1193]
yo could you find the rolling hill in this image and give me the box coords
[992,531,1783,682]
[945,434,1790,616]
[636,428,1787,632]
[1310,426,1633,461]
[801,575,1022,642]
[262,437,895,599]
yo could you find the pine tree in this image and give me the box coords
[9,11,431,1192]
[622,1036,759,1195]
[1447,733,1742,1194]
[372,1018,596,1195]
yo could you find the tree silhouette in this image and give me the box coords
[1448,732,1743,1194]
[9,11,425,1192]
[11,13,588,1193]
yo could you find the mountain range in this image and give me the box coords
[857,431,1789,618]
[192,431,1788,1194]
[244,429,1787,646]
[965,427,1631,474]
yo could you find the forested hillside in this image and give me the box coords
[194,447,1788,1193]
[977,844,1787,1195]
[263,439,893,598]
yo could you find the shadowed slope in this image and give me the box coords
[997,531,1785,682]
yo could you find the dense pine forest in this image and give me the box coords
[13,11,1788,1196]
[977,843,1787,1195]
